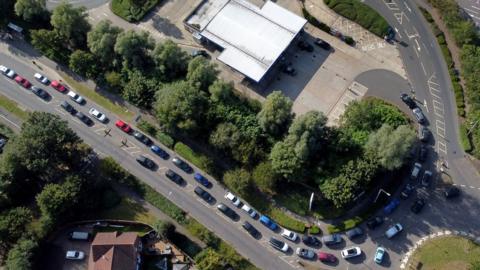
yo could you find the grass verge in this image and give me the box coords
[99,196,157,225]
[111,0,159,22]
[460,123,473,152]
[137,119,175,148]
[174,142,214,175]
[0,93,29,120]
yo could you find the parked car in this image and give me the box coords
[400,183,415,199]
[88,108,107,123]
[33,73,49,84]
[411,162,422,180]
[374,246,386,264]
[75,112,93,126]
[172,157,193,173]
[242,221,260,238]
[150,145,169,159]
[224,192,241,207]
[194,173,210,187]
[385,223,403,239]
[314,38,331,50]
[341,246,361,259]
[191,49,208,57]
[318,252,337,263]
[269,237,289,252]
[419,126,430,142]
[412,108,426,124]
[400,93,416,109]
[281,229,298,242]
[297,40,314,52]
[60,101,76,114]
[421,170,433,187]
[366,216,383,230]
[136,155,155,169]
[260,215,278,231]
[296,247,315,259]
[444,186,460,199]
[384,27,395,42]
[345,227,363,240]
[322,234,342,246]
[302,235,321,247]
[383,199,400,215]
[65,250,85,260]
[0,138,6,151]
[241,204,257,218]
[14,75,31,88]
[67,91,85,104]
[115,120,132,133]
[0,65,16,78]
[69,231,90,241]
[411,198,425,214]
[282,64,297,76]
[51,80,67,92]
[217,203,239,220]
[419,145,428,162]
[31,86,50,100]
[165,169,183,185]
[133,131,152,145]
[194,186,214,203]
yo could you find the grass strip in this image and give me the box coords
[0,93,29,120]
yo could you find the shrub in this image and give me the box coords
[302,7,331,33]
[137,120,158,137]
[156,132,175,148]
[344,35,355,45]
[309,225,321,235]
[136,120,175,148]
[111,0,159,22]
[460,123,473,152]
[327,216,363,233]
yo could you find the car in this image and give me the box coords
[75,112,93,126]
[385,223,403,239]
[296,247,315,259]
[165,169,184,185]
[191,49,208,57]
[383,198,400,215]
[384,26,395,41]
[412,108,426,124]
[269,237,289,252]
[136,155,155,169]
[318,252,337,263]
[33,73,49,84]
[60,101,76,114]
[51,80,67,92]
[444,186,460,198]
[400,93,416,109]
[410,198,425,214]
[260,215,278,231]
[341,246,361,259]
[194,186,214,202]
[65,250,85,260]
[30,86,50,100]
[242,221,260,238]
[282,64,297,76]
[88,108,107,122]
[14,75,31,88]
[115,120,132,133]
[421,170,433,187]
[366,216,383,230]
[0,138,6,150]
[193,173,210,187]
[374,246,386,264]
[281,229,298,242]
[314,38,331,50]
[297,40,314,52]
[345,227,363,240]
[217,203,239,220]
[67,91,85,104]
[419,145,428,162]
[419,126,430,142]
[302,235,321,247]
[172,157,193,173]
[150,145,169,159]
[133,131,152,145]
[241,204,257,218]
[322,234,342,246]
[0,65,16,78]
[411,162,422,180]
[224,192,241,207]
[400,183,415,199]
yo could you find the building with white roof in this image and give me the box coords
[185,0,307,82]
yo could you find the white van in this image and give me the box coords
[69,231,90,241]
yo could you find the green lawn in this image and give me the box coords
[0,93,29,120]
[111,0,159,22]
[410,236,480,270]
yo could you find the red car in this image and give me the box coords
[51,80,67,92]
[115,120,132,133]
[14,75,31,89]
[318,252,337,263]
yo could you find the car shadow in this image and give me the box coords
[346,251,366,264]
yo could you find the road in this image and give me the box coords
[455,0,480,27]
[46,0,108,10]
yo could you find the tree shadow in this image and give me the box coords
[150,14,183,39]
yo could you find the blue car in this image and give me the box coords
[383,198,400,215]
[150,145,169,159]
[194,173,211,187]
[374,246,386,264]
[260,215,278,231]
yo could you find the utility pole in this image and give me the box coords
[374,189,391,203]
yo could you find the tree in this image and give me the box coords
[69,50,99,79]
[5,237,38,270]
[321,175,358,209]
[51,2,90,47]
[152,220,175,239]
[152,40,189,81]
[104,71,123,92]
[252,161,277,195]
[209,123,242,151]
[186,57,218,91]
[122,71,159,108]
[114,30,154,70]
[194,248,224,270]
[0,207,33,250]
[87,20,122,67]
[269,137,303,179]
[208,80,236,104]
[154,81,208,133]
[365,124,416,170]
[223,169,251,197]
[452,20,478,46]
[14,0,45,21]
[30,29,69,63]
[257,91,293,137]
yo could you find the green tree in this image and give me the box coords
[114,30,154,70]
[321,174,358,209]
[209,123,241,151]
[186,57,218,91]
[257,91,293,137]
[0,207,33,250]
[252,161,277,195]
[69,50,99,79]
[122,71,159,108]
[208,80,236,104]
[30,29,69,63]
[5,237,38,270]
[87,20,122,67]
[365,124,416,170]
[452,20,478,46]
[51,2,90,47]
[194,248,223,270]
[14,0,45,21]
[269,137,303,179]
[152,220,175,239]
[104,71,123,92]
[152,40,189,81]
[223,169,251,197]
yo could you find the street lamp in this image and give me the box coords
[374,189,391,203]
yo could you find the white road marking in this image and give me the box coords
[437,141,447,154]
[420,62,427,75]
[0,114,21,128]
[404,1,412,12]
[423,99,429,113]
[414,39,421,52]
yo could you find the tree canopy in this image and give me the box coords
[122,70,159,109]
[223,169,251,197]
[14,0,45,21]
[257,91,293,137]
[186,57,218,91]
[114,30,154,70]
[152,40,189,81]
[51,2,90,47]
[69,50,99,79]
[87,20,123,67]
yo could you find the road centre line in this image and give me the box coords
[420,62,427,75]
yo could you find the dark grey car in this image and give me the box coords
[322,234,342,245]
[345,227,363,240]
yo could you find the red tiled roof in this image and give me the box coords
[88,232,140,270]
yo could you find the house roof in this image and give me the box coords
[88,232,139,270]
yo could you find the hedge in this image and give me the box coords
[327,216,363,233]
[309,225,321,235]
[460,123,473,152]
[111,0,159,22]
[174,142,213,174]
[137,120,175,148]
[301,7,331,33]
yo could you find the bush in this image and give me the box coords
[136,120,175,148]
[302,7,331,33]
[156,132,175,148]
[174,142,213,173]
[111,0,159,22]
[344,36,355,45]
[137,120,158,137]
[309,225,321,235]
[185,220,220,248]
[327,216,363,233]
[460,123,473,152]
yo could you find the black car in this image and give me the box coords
[242,221,260,238]
[31,86,50,100]
[419,126,431,142]
[410,198,425,214]
[172,157,193,173]
[75,112,93,126]
[366,216,383,230]
[194,186,214,203]
[302,235,321,247]
[191,50,208,58]
[419,145,428,162]
[165,169,184,185]
[314,38,331,50]
[297,40,314,52]
[136,155,155,169]
[444,186,460,198]
[60,101,76,114]
[282,64,297,76]
[217,203,239,220]
[133,131,152,146]
[384,27,395,42]
[345,227,363,240]
[400,93,416,109]
[400,183,415,199]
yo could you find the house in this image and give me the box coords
[88,231,142,270]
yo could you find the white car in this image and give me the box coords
[0,65,16,78]
[241,204,257,218]
[34,73,49,84]
[341,246,361,259]
[224,192,241,207]
[281,229,298,242]
[385,223,403,239]
[67,91,85,104]
[89,108,107,122]
[65,250,85,260]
